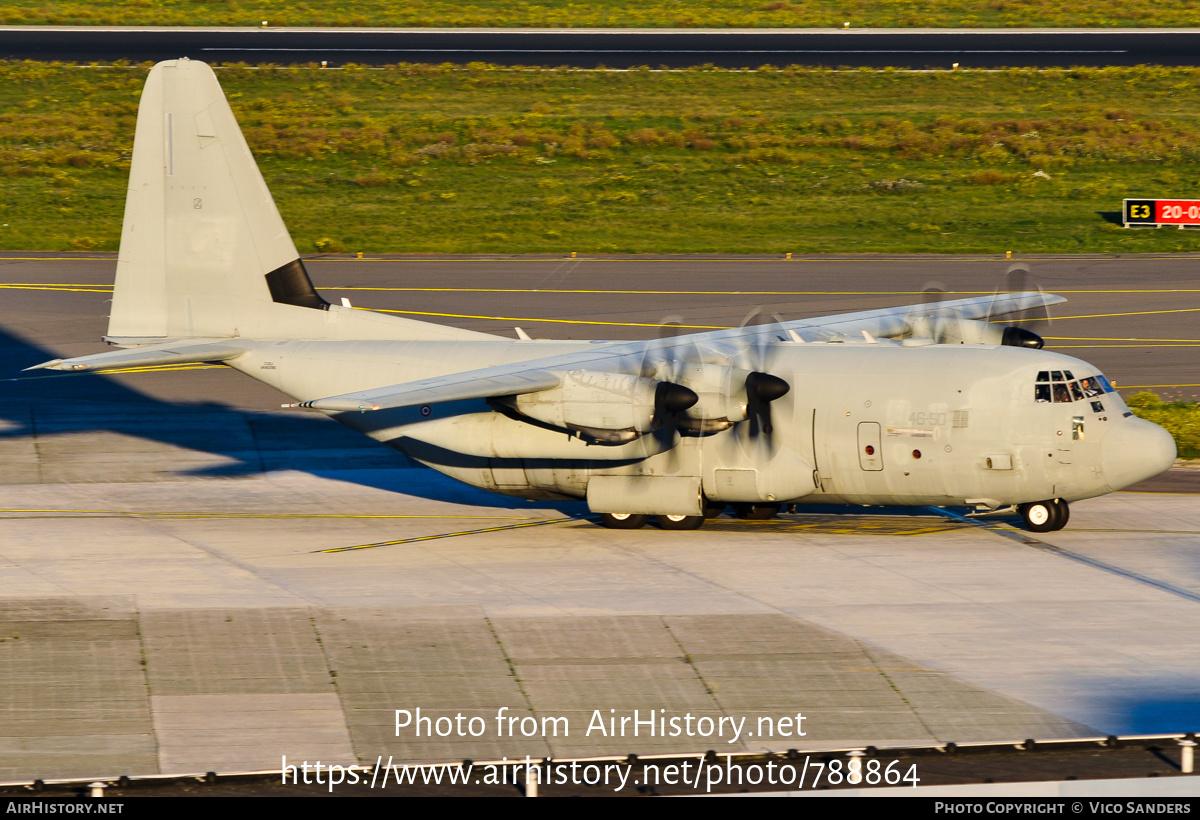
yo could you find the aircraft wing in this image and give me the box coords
[294,291,1065,412]
[292,366,567,412]
[25,339,250,372]
[679,291,1067,347]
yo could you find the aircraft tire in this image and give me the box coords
[658,514,705,530]
[1049,498,1070,530]
[703,502,726,519]
[599,513,649,529]
[1019,501,1057,533]
[734,502,782,520]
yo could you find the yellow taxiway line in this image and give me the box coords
[324,286,1200,296]
[320,516,578,552]
[367,307,729,329]
[0,508,535,520]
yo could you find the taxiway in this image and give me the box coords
[0,253,1196,780]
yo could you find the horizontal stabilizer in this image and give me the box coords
[288,367,564,412]
[26,340,247,372]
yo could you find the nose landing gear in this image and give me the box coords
[1019,498,1069,533]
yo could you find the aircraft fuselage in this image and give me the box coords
[229,339,1175,512]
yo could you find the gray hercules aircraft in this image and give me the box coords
[30,59,1177,532]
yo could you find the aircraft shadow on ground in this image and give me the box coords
[0,323,593,515]
[0,323,1019,521]
[309,467,591,514]
[0,323,427,497]
[1092,690,1200,737]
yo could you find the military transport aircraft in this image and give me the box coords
[29,59,1176,532]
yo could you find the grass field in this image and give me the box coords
[1129,393,1200,459]
[0,0,1193,28]
[5,62,1200,254]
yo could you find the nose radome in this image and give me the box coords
[1102,417,1177,491]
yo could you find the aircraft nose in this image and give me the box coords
[1101,417,1176,491]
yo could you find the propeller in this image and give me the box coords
[990,263,1051,349]
[731,306,792,460]
[633,317,703,472]
[908,267,1053,348]
[903,281,955,341]
[650,380,699,431]
[745,371,790,436]
[647,316,699,433]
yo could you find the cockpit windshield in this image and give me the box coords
[1034,370,1115,403]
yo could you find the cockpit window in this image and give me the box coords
[1035,371,1117,403]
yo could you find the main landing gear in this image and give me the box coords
[598,513,650,529]
[1019,498,1070,533]
[657,514,706,530]
[598,502,786,530]
[597,512,704,530]
[732,502,782,520]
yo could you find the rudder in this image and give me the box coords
[110,59,314,339]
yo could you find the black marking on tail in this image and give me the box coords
[265,259,330,311]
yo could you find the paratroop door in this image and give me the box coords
[857,422,883,471]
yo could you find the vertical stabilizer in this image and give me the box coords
[108,59,495,344]
[109,59,321,340]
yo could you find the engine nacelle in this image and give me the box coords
[646,361,751,432]
[907,316,1042,348]
[509,370,692,443]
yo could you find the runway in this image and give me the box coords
[5,26,1200,68]
[0,252,1197,781]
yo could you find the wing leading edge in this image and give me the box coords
[293,291,1065,413]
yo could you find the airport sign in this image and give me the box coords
[1123,198,1200,227]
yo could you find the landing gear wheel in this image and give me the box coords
[598,513,649,530]
[703,502,726,519]
[657,514,705,530]
[733,502,782,520]
[1049,498,1070,530]
[1019,501,1058,533]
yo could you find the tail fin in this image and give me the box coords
[109,59,486,344]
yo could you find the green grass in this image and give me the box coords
[1128,392,1200,459]
[7,62,1200,254]
[0,0,1193,27]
